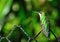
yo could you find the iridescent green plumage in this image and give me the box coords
[38,12,49,37]
[33,11,58,41]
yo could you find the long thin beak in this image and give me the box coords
[32,11,39,14]
[32,11,42,15]
[32,11,42,18]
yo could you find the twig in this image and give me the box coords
[50,29,58,42]
[33,30,42,39]
[17,25,30,38]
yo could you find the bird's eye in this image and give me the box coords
[40,12,42,14]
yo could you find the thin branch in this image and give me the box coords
[6,26,16,38]
[50,29,58,42]
[33,30,42,39]
[17,25,30,38]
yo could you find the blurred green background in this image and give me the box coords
[0,0,60,42]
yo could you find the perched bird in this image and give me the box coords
[33,11,58,41]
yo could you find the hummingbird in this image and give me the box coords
[32,11,58,41]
